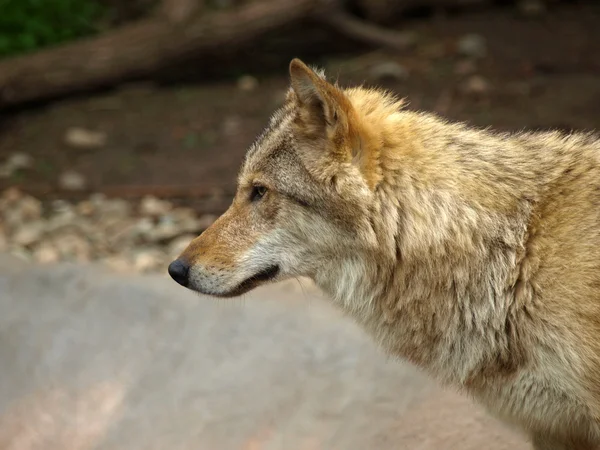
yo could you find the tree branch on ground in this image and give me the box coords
[319,7,415,51]
[0,0,318,107]
[160,0,204,23]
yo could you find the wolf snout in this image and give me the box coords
[168,259,190,287]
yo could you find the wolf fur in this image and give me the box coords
[171,59,600,449]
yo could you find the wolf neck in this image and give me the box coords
[316,105,544,386]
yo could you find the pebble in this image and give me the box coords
[33,243,60,264]
[168,234,195,258]
[14,195,43,221]
[64,127,107,149]
[59,171,88,191]
[1,187,23,204]
[53,233,92,262]
[369,61,409,82]
[237,75,258,92]
[198,214,216,230]
[457,34,487,59]
[140,196,172,217]
[461,75,491,96]
[13,222,45,247]
[0,153,33,178]
[133,248,165,273]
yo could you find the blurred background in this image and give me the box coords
[0,0,599,269]
[0,1,598,449]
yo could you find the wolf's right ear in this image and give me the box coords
[289,59,350,133]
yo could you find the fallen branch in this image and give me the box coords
[0,0,318,107]
[319,8,415,51]
[160,0,204,23]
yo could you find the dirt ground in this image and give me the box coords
[0,2,599,215]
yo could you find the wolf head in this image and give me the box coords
[168,59,398,298]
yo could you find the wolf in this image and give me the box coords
[168,58,600,449]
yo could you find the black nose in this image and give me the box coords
[168,259,189,287]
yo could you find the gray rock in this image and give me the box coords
[133,248,166,273]
[198,214,217,231]
[97,198,131,219]
[64,127,107,149]
[237,75,258,92]
[59,171,87,191]
[0,153,33,178]
[168,234,196,258]
[12,222,45,247]
[457,34,487,59]
[32,243,60,264]
[0,186,23,206]
[461,75,491,96]
[369,61,409,81]
[139,196,172,217]
[0,257,529,450]
[52,232,92,262]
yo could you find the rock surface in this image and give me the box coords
[0,254,529,450]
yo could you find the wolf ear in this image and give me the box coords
[289,59,349,132]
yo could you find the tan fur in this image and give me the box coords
[172,58,600,449]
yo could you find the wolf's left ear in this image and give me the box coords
[289,59,356,156]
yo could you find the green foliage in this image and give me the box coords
[0,0,106,57]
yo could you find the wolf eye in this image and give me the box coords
[250,185,268,202]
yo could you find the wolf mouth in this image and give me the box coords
[219,265,280,298]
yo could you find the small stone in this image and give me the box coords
[64,127,107,149]
[16,196,42,221]
[51,199,73,214]
[89,193,107,206]
[76,200,95,216]
[369,61,409,81]
[140,196,171,217]
[145,216,180,243]
[12,222,45,246]
[457,34,487,59]
[0,153,33,178]
[6,152,33,170]
[59,171,87,191]
[98,198,131,219]
[132,217,155,235]
[32,243,60,264]
[2,187,23,204]
[198,214,216,231]
[518,0,546,16]
[53,232,91,262]
[168,234,195,258]
[133,248,164,273]
[237,75,258,92]
[461,75,491,96]
[2,209,24,230]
